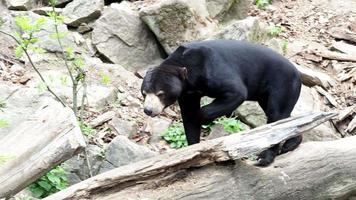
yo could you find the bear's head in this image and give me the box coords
[141,65,187,117]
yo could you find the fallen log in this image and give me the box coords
[313,48,356,62]
[0,98,86,198]
[96,135,356,200]
[293,62,337,89]
[45,112,337,200]
[332,41,356,56]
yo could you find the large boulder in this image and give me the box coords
[0,84,41,138]
[210,16,269,43]
[206,0,251,23]
[62,0,104,27]
[99,135,157,173]
[92,2,161,71]
[139,0,217,54]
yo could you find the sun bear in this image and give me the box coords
[140,39,302,166]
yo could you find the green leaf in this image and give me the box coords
[99,71,111,85]
[170,143,177,148]
[73,57,85,69]
[49,0,58,6]
[0,155,13,166]
[34,17,46,30]
[15,16,31,31]
[28,184,45,198]
[47,173,61,185]
[29,46,46,54]
[0,119,9,128]
[37,82,47,93]
[65,47,74,59]
[15,46,24,58]
[60,75,68,85]
[38,180,52,191]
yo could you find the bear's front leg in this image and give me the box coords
[200,93,246,125]
[178,93,201,145]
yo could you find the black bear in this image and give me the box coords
[141,39,302,166]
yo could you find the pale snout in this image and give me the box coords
[143,94,165,117]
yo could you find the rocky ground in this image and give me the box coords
[0,0,355,198]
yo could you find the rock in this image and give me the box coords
[10,12,74,53]
[89,111,115,128]
[292,86,341,141]
[210,17,269,43]
[9,63,25,76]
[83,84,118,110]
[92,2,161,71]
[78,23,93,34]
[99,135,157,173]
[146,116,172,144]
[0,84,41,138]
[63,144,104,185]
[108,117,138,138]
[53,0,73,7]
[140,0,217,54]
[206,0,251,23]
[32,7,63,16]
[62,0,104,27]
[0,9,17,58]
[84,57,142,88]
[6,0,35,10]
[235,101,267,128]
[206,124,229,140]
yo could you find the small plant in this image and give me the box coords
[161,123,188,149]
[28,166,68,198]
[268,25,285,37]
[99,71,111,85]
[255,0,272,9]
[79,122,94,137]
[215,117,245,134]
[0,119,9,128]
[281,39,289,54]
[0,155,13,166]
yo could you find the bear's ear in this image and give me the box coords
[182,48,204,66]
[179,67,188,80]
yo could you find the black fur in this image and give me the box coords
[141,40,302,166]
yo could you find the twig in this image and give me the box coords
[51,6,79,115]
[0,30,66,107]
[315,86,340,108]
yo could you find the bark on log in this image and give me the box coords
[44,112,337,200]
[0,98,86,198]
[313,48,356,62]
[330,28,356,43]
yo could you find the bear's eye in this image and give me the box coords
[156,91,165,98]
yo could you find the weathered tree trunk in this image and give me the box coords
[0,98,86,198]
[44,112,342,200]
